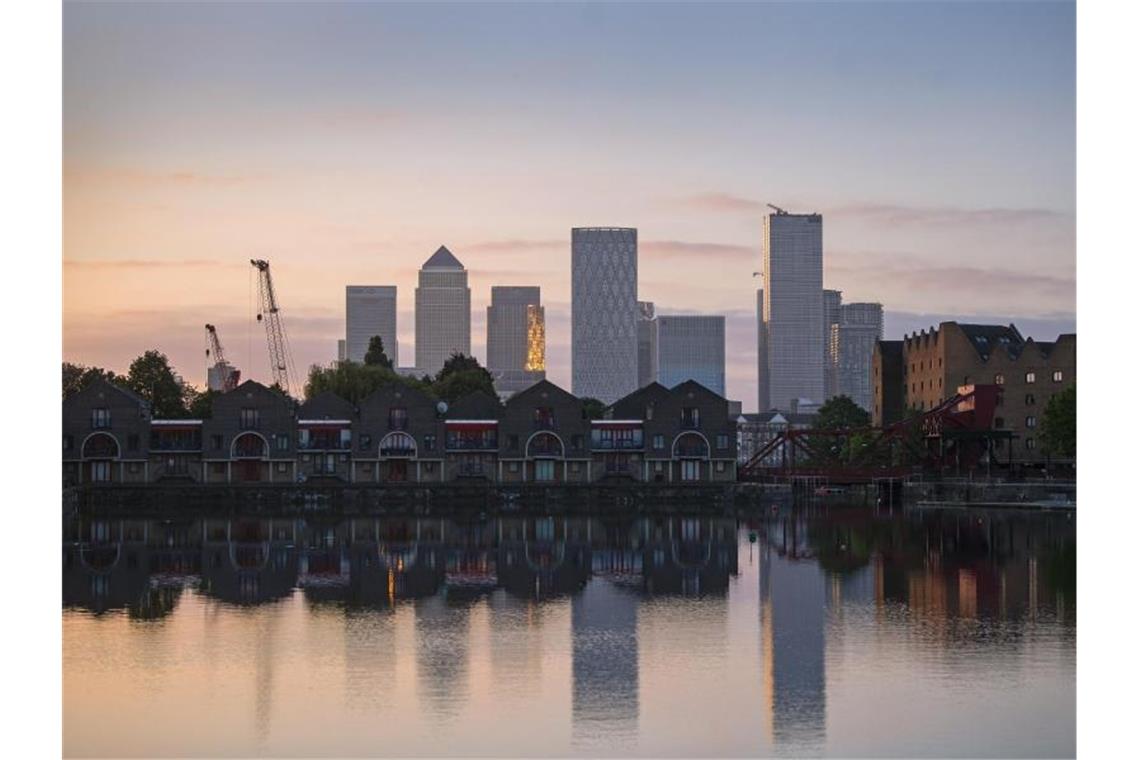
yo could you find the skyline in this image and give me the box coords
[63,1,1076,409]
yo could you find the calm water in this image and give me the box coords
[63,507,1075,758]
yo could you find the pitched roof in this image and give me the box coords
[422,245,464,270]
[298,391,356,419]
[607,382,671,418]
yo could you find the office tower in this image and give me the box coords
[822,289,843,398]
[415,246,471,377]
[757,288,769,411]
[571,227,638,404]
[826,302,883,411]
[486,286,545,396]
[762,208,824,411]
[656,315,726,396]
[336,340,347,363]
[345,286,398,365]
[637,301,658,389]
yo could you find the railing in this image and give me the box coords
[528,441,564,457]
[446,437,498,451]
[675,444,709,458]
[297,438,349,451]
[591,438,644,450]
[380,445,416,458]
[233,443,267,458]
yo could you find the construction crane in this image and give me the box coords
[766,203,788,215]
[204,324,241,392]
[250,259,298,396]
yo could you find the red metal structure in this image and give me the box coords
[739,385,1010,484]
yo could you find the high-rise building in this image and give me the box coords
[486,286,545,397]
[336,339,347,363]
[415,246,471,377]
[756,288,769,411]
[571,227,638,404]
[637,301,658,389]
[656,315,726,396]
[762,209,824,411]
[345,286,398,364]
[839,300,889,410]
[822,289,843,398]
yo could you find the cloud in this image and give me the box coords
[64,258,241,270]
[826,202,1068,226]
[464,239,563,254]
[642,240,755,261]
[675,192,768,214]
[827,261,1074,301]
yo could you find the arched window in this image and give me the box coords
[526,432,563,458]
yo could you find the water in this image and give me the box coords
[63,507,1075,757]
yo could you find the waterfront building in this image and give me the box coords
[656,315,726,397]
[443,391,503,480]
[149,419,203,482]
[296,391,356,483]
[415,246,471,377]
[497,379,591,482]
[572,227,639,404]
[356,383,444,483]
[486,286,546,397]
[346,285,398,364]
[735,411,817,466]
[201,380,297,483]
[637,301,658,389]
[872,322,1077,464]
[62,377,151,485]
[762,209,824,411]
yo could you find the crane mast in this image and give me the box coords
[250,259,297,396]
[204,324,240,392]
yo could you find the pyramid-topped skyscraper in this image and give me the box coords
[415,246,471,377]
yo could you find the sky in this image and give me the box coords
[63,1,1076,410]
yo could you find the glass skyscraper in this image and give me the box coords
[762,210,824,411]
[345,285,398,364]
[414,246,471,377]
[486,286,545,397]
[656,315,726,396]
[571,227,638,404]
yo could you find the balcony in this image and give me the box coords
[380,444,416,458]
[446,437,498,451]
[674,443,709,458]
[298,437,349,451]
[591,437,644,451]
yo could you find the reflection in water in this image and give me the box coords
[63,508,1075,758]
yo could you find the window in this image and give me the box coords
[63,435,73,451]
[508,434,519,450]
[681,460,701,481]
[653,434,665,450]
[571,434,582,450]
[128,462,141,473]
[681,407,700,428]
[535,460,555,482]
[340,429,352,448]
[1026,416,1037,429]
[423,462,435,473]
[534,407,555,429]
[715,461,726,473]
[1025,372,1036,384]
[211,462,225,474]
[277,462,288,473]
[645,404,654,421]
[570,462,581,473]
[359,434,371,451]
[388,407,408,430]
[1026,437,1036,451]
[424,434,436,452]
[994,417,1004,429]
[509,461,519,473]
[994,373,1005,385]
[1052,370,1063,383]
[90,461,110,482]
[1026,394,1036,406]
[275,434,290,451]
[91,408,110,429]
[654,461,664,472]
[240,408,259,429]
[211,435,223,450]
[127,434,140,452]
[716,434,729,450]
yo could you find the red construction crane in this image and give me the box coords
[250,259,297,396]
[204,324,241,392]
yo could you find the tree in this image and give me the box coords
[125,350,190,418]
[580,397,607,420]
[303,361,432,404]
[436,352,489,383]
[432,352,496,403]
[814,395,871,431]
[62,362,123,399]
[363,335,394,369]
[1041,383,1076,459]
[186,388,219,419]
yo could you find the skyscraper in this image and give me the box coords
[656,315,726,396]
[822,289,843,398]
[486,286,545,397]
[415,246,471,377]
[637,301,658,389]
[762,209,824,411]
[345,286,398,364]
[833,302,883,411]
[757,288,769,411]
[571,227,638,404]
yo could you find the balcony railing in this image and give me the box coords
[591,438,644,450]
[298,438,349,451]
[446,437,498,451]
[675,444,709,458]
[380,445,416,458]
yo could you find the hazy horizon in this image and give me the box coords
[63,1,1076,409]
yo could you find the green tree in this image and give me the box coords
[432,352,496,403]
[363,335,394,369]
[62,362,124,399]
[1041,383,1076,459]
[436,352,489,382]
[580,397,607,420]
[814,395,871,431]
[186,388,220,419]
[125,350,190,418]
[304,361,432,404]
